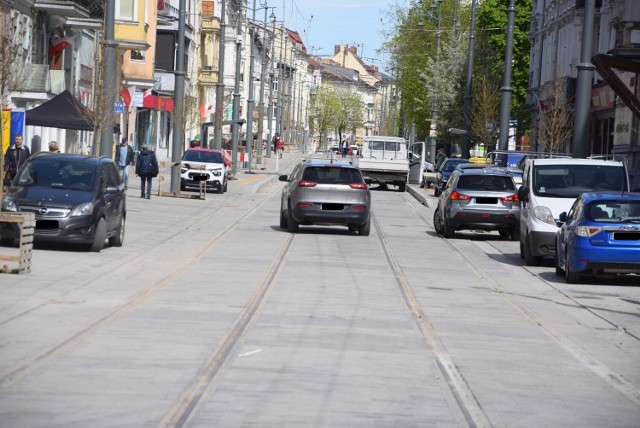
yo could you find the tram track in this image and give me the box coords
[0,192,274,390]
[400,191,640,408]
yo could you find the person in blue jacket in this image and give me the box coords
[135,144,159,199]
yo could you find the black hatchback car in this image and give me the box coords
[1,153,126,252]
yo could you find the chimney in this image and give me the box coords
[334,45,341,55]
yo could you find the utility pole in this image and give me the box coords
[256,5,272,167]
[170,0,187,192]
[99,0,116,157]
[461,0,477,159]
[213,0,226,150]
[497,0,515,152]
[245,0,257,173]
[275,26,285,137]
[230,8,243,177]
[572,0,596,158]
[430,0,443,162]
[266,12,276,158]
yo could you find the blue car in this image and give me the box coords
[555,192,640,283]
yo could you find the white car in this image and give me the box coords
[180,148,229,193]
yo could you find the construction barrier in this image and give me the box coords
[156,161,206,200]
[0,212,34,274]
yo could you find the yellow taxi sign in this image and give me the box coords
[468,157,491,164]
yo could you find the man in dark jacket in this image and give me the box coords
[135,144,159,199]
[114,137,134,189]
[3,134,30,187]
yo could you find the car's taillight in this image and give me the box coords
[501,193,519,203]
[353,205,367,211]
[349,183,367,189]
[297,180,317,187]
[576,226,602,238]
[450,191,471,201]
[297,203,312,208]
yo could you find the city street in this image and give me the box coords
[0,151,639,427]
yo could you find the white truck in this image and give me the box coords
[355,136,410,192]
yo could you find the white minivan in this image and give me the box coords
[518,158,630,266]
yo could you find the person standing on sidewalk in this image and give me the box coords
[3,134,30,188]
[135,144,158,199]
[115,137,134,189]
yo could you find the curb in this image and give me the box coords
[407,184,430,208]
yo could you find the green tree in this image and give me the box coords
[310,86,340,148]
[334,88,363,142]
[475,0,532,141]
[470,75,500,155]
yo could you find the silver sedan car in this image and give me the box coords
[279,159,371,235]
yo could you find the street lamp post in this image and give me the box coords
[429,0,443,162]
[245,0,258,173]
[230,8,243,177]
[497,0,515,152]
[213,0,226,150]
[461,0,478,160]
[266,12,276,158]
[256,4,273,167]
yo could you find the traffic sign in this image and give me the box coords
[114,101,124,114]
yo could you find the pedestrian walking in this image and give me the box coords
[276,137,284,159]
[341,137,350,157]
[435,148,448,170]
[3,134,30,188]
[135,144,159,199]
[115,137,134,189]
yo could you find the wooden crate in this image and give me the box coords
[0,212,35,274]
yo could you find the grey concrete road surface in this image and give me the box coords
[1,150,639,427]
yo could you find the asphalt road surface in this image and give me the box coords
[1,156,639,427]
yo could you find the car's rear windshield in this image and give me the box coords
[457,174,515,191]
[16,159,96,190]
[534,164,626,197]
[183,150,223,164]
[443,159,468,172]
[302,167,363,184]
[587,201,640,223]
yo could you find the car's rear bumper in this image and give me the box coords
[291,205,369,226]
[449,211,519,231]
[569,240,640,274]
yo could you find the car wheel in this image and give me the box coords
[358,219,371,236]
[519,240,525,259]
[279,209,287,229]
[223,178,228,192]
[565,254,582,284]
[433,208,444,235]
[434,186,441,197]
[108,215,125,247]
[420,180,425,188]
[398,182,406,192]
[443,215,455,239]
[499,230,510,239]
[180,179,185,191]
[217,182,224,194]
[523,234,542,266]
[348,224,358,234]
[89,218,106,252]
[555,250,565,277]
[286,204,299,233]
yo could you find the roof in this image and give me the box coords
[186,148,223,154]
[582,191,640,202]
[30,152,109,164]
[529,158,624,166]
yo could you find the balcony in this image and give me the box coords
[202,15,220,33]
[198,66,218,86]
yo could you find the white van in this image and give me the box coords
[518,158,629,265]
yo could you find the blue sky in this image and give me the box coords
[271,0,403,74]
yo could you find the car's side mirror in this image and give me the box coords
[559,212,567,223]
[278,174,289,182]
[106,185,120,193]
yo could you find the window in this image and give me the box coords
[116,0,137,21]
[131,50,145,60]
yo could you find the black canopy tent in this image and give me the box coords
[25,90,94,131]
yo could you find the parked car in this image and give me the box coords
[433,167,520,240]
[434,158,469,196]
[0,152,126,252]
[518,158,630,266]
[279,159,371,235]
[555,192,640,283]
[180,148,229,193]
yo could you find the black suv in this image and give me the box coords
[1,153,126,252]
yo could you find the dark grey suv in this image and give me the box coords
[1,153,126,252]
[433,167,520,240]
[279,159,371,235]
